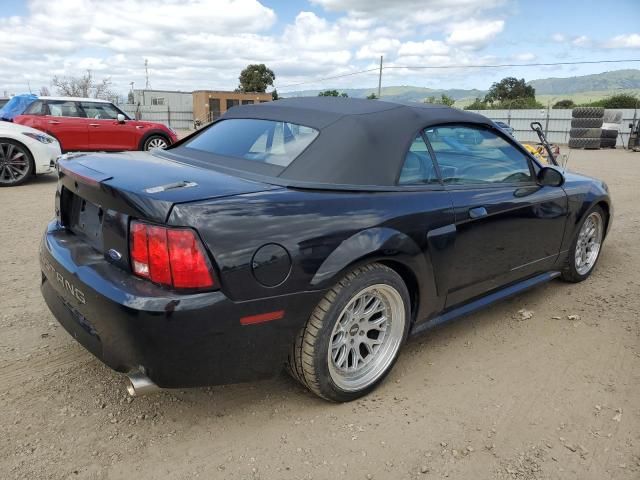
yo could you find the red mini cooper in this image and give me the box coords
[11,96,178,152]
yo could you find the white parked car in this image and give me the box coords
[0,121,60,186]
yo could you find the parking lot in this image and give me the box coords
[0,148,638,480]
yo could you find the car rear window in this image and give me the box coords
[184,119,318,168]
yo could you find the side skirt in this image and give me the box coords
[410,271,561,337]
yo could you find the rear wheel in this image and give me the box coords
[143,135,169,151]
[561,206,605,282]
[289,263,410,402]
[0,140,33,187]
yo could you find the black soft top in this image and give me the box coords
[181,97,495,188]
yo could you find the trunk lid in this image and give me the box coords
[58,150,278,224]
[56,151,279,263]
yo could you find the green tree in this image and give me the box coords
[127,91,135,104]
[581,94,638,109]
[271,89,279,101]
[237,64,275,93]
[464,97,487,110]
[552,99,575,109]
[484,77,536,104]
[425,93,455,106]
[366,93,378,99]
[318,90,348,97]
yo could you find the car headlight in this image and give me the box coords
[22,132,56,144]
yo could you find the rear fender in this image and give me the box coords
[310,227,438,322]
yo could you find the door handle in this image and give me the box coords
[48,120,60,124]
[135,126,145,129]
[89,124,100,127]
[469,206,488,219]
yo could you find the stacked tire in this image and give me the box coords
[569,107,604,149]
[600,110,622,149]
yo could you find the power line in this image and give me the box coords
[387,59,640,70]
[276,58,640,90]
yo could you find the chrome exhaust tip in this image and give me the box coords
[126,369,160,397]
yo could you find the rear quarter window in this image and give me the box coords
[184,119,319,168]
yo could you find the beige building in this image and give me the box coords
[193,91,272,123]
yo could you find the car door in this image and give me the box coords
[42,100,89,151]
[423,124,568,308]
[80,101,137,151]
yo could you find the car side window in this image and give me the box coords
[80,102,121,120]
[24,100,45,115]
[424,125,533,184]
[46,101,85,118]
[398,134,440,185]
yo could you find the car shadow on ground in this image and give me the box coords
[54,277,576,417]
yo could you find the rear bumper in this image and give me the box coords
[40,221,323,388]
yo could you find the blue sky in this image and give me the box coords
[0,0,638,96]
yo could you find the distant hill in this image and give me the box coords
[529,69,640,95]
[284,69,640,106]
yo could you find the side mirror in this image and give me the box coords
[538,166,564,187]
[117,114,126,124]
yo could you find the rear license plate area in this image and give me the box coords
[66,190,105,251]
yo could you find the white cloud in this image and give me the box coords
[398,40,450,57]
[604,33,640,49]
[571,35,590,47]
[551,33,565,42]
[446,19,505,49]
[0,0,617,97]
[356,38,401,60]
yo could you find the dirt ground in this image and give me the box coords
[1,148,638,480]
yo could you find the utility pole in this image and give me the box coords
[144,59,150,89]
[377,55,383,98]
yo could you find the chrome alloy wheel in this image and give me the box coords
[0,142,29,185]
[575,211,603,276]
[328,284,405,391]
[147,137,168,150]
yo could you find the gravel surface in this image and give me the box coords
[1,148,638,480]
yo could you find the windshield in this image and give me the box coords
[184,119,319,168]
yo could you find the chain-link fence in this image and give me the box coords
[468,108,639,146]
[119,105,193,130]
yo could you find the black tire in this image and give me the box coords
[570,118,604,128]
[0,139,34,187]
[561,205,606,283]
[568,138,601,149]
[600,129,618,139]
[572,107,604,119]
[142,134,170,151]
[288,263,410,402]
[600,138,617,148]
[570,128,602,138]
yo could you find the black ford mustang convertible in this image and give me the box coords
[40,98,612,402]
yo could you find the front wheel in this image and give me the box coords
[0,140,34,187]
[143,135,169,151]
[561,206,606,282]
[289,263,410,402]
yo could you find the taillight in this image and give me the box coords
[129,220,215,290]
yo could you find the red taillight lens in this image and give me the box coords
[129,220,215,290]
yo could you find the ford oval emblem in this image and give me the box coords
[108,249,122,261]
